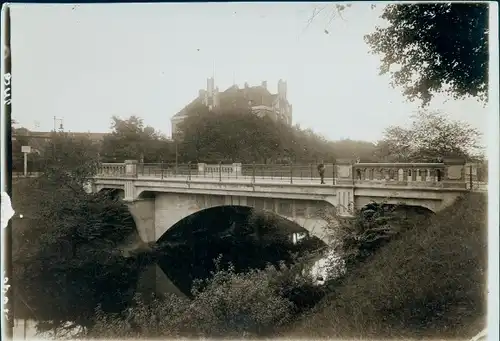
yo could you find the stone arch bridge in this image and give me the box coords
[93,159,470,245]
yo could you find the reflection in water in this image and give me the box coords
[154,206,324,296]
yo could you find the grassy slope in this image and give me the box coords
[287,192,488,340]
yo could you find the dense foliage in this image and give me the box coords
[11,135,144,332]
[288,193,487,339]
[177,105,380,164]
[365,3,489,105]
[100,116,175,163]
[88,259,322,339]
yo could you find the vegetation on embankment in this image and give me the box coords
[286,192,488,339]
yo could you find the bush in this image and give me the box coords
[88,256,324,339]
[288,193,487,339]
[316,200,414,282]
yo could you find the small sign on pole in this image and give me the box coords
[21,146,31,176]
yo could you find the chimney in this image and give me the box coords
[198,89,206,99]
[244,82,249,89]
[261,81,267,89]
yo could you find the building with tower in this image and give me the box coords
[171,78,293,138]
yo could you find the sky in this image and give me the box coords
[9,2,492,144]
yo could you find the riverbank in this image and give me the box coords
[286,192,487,339]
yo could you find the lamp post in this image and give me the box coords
[172,132,179,175]
[52,116,64,161]
[53,116,64,132]
[175,139,178,174]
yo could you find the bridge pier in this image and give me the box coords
[126,198,156,243]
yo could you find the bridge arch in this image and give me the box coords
[158,204,327,245]
[127,191,336,244]
[153,204,326,297]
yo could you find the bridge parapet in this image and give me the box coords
[95,160,468,189]
[353,159,466,189]
[99,160,137,178]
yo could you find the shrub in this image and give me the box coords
[288,193,487,339]
[88,257,316,339]
[185,261,293,338]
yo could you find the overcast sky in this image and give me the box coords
[10,2,491,143]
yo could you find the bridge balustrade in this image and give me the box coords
[99,162,126,177]
[352,163,446,186]
[95,160,470,189]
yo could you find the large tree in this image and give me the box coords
[101,116,173,163]
[11,136,147,333]
[375,110,483,162]
[365,3,489,105]
[177,106,283,164]
[177,105,381,164]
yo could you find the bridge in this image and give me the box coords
[93,159,471,244]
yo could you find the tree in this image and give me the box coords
[45,132,101,175]
[365,3,489,106]
[376,110,483,162]
[178,106,283,163]
[101,116,171,163]
[12,142,146,333]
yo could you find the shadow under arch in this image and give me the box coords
[98,187,125,201]
[154,205,326,297]
[360,202,435,217]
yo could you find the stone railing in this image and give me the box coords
[96,159,470,189]
[198,163,242,176]
[98,160,135,177]
[335,158,468,189]
[353,163,445,183]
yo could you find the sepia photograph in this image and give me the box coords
[1,2,497,340]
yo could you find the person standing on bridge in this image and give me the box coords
[317,161,326,184]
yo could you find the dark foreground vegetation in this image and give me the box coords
[286,192,487,339]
